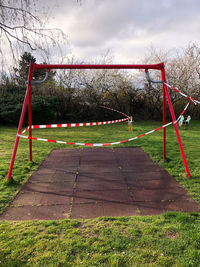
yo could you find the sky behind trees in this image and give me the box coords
[43,0,200,63]
[1,0,200,65]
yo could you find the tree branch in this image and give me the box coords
[0,4,40,23]
[1,25,35,50]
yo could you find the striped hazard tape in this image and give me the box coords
[100,106,130,118]
[18,100,191,147]
[164,82,200,105]
[21,118,128,134]
[21,106,130,134]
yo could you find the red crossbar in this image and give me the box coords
[33,63,164,70]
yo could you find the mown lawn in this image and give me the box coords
[0,121,200,266]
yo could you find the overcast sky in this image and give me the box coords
[41,0,200,63]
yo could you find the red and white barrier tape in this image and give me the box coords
[164,82,200,105]
[18,100,191,147]
[21,118,128,134]
[100,105,130,118]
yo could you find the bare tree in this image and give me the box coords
[142,43,200,119]
[144,43,200,93]
[0,0,66,66]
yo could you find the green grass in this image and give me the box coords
[0,121,200,266]
[0,213,200,266]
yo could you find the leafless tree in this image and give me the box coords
[142,43,200,118]
[0,0,66,67]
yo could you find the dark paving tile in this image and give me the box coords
[77,171,123,181]
[28,173,55,183]
[39,150,80,171]
[122,170,172,180]
[121,165,162,172]
[134,202,168,215]
[130,188,188,202]
[117,160,157,168]
[44,155,80,162]
[11,192,71,206]
[114,147,143,153]
[135,199,200,215]
[52,171,77,182]
[80,159,118,167]
[0,205,70,220]
[82,147,113,154]
[29,172,76,183]
[22,182,74,194]
[125,172,181,189]
[127,178,181,190]
[114,147,150,160]
[74,189,132,204]
[81,155,115,162]
[71,202,139,219]
[40,162,78,172]
[79,165,120,173]
[76,179,127,191]
[35,168,55,175]
[161,199,200,212]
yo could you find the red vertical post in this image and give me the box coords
[28,76,32,161]
[161,67,166,160]
[7,64,34,181]
[162,69,191,178]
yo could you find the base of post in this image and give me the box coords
[6,176,16,185]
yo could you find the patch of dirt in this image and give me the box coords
[165,231,180,240]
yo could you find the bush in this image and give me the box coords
[0,84,26,125]
[0,84,62,126]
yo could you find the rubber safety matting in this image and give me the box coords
[1,148,199,220]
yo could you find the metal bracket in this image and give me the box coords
[26,69,50,85]
[145,69,163,84]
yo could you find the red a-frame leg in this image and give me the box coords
[7,64,34,181]
[161,67,191,178]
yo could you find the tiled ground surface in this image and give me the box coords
[1,148,199,220]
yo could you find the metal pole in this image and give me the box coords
[28,78,32,161]
[33,63,164,70]
[161,68,166,160]
[7,64,34,181]
[163,77,191,178]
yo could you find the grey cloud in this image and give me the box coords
[39,0,200,62]
[71,0,198,44]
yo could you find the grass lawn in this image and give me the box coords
[0,121,200,266]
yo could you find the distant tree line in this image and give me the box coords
[1,44,200,126]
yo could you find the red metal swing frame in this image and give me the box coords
[6,62,191,181]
